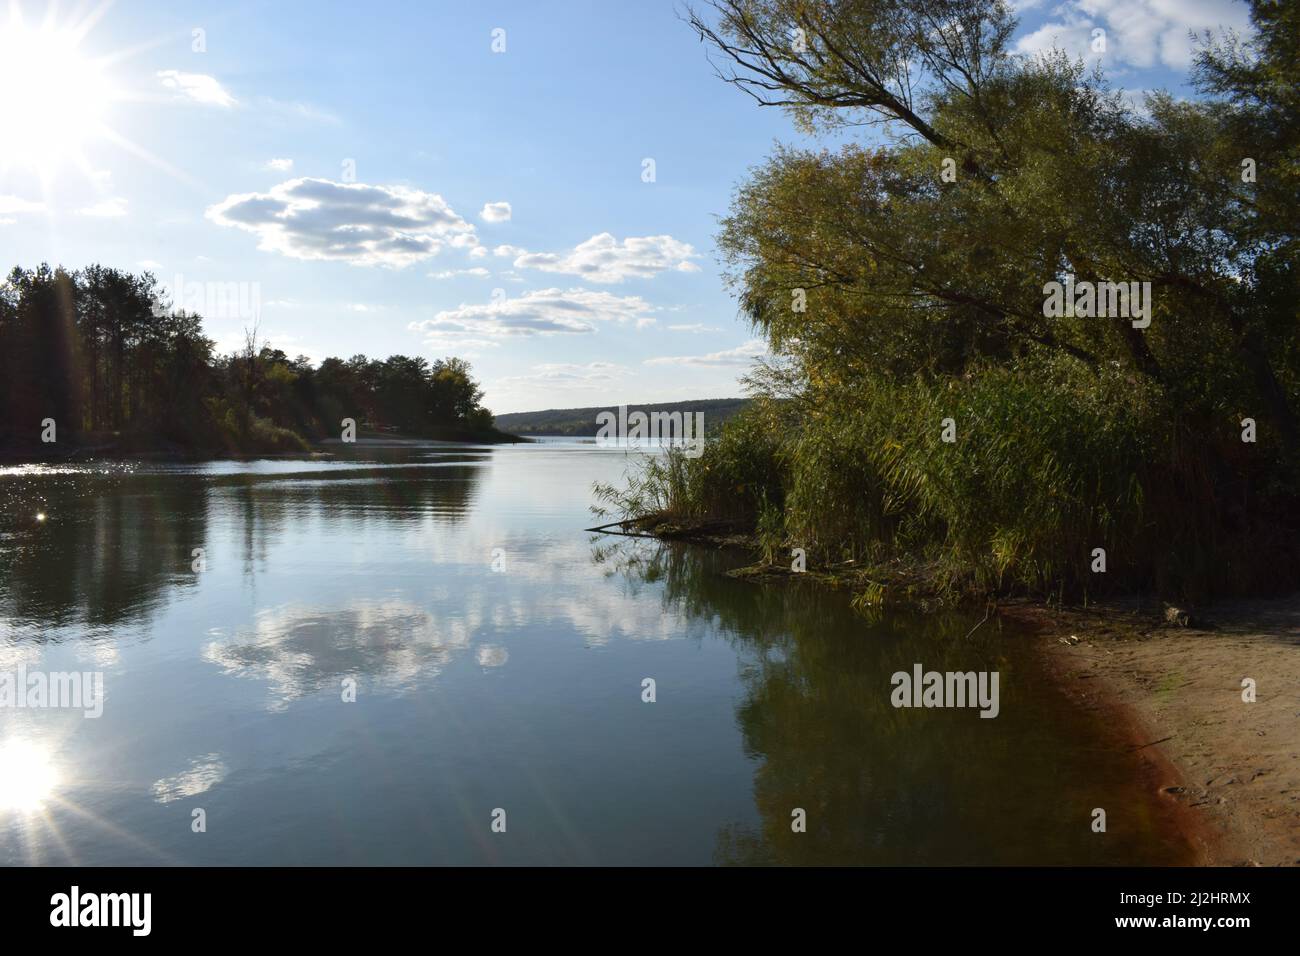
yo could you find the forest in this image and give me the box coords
[0,263,508,455]
[599,0,1299,604]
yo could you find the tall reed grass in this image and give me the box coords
[598,355,1299,603]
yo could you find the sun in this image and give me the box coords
[0,8,116,170]
[0,738,61,813]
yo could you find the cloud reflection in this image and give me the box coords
[151,753,227,804]
[202,599,476,710]
[476,644,509,667]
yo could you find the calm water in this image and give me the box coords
[0,440,1192,865]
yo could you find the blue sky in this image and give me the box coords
[0,0,1254,414]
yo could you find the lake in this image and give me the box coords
[0,439,1193,865]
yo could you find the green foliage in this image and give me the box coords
[203,397,310,453]
[687,402,786,520]
[755,493,784,565]
[592,401,786,526]
[0,264,501,453]
[621,0,1300,601]
[592,447,694,522]
[623,353,1295,600]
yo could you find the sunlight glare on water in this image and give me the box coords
[0,440,1196,865]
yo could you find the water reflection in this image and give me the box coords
[0,472,210,631]
[598,537,1194,866]
[476,645,509,668]
[0,455,484,636]
[203,600,472,710]
[0,444,1195,865]
[151,754,227,805]
[0,738,59,812]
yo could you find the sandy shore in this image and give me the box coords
[1016,596,1300,866]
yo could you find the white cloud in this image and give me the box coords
[496,362,633,391]
[1014,0,1250,71]
[1117,87,1165,115]
[429,267,491,279]
[410,287,655,339]
[489,362,640,410]
[668,323,723,333]
[0,195,45,216]
[78,197,128,218]
[511,233,701,283]
[494,244,526,257]
[207,177,478,268]
[1015,17,1105,64]
[644,339,768,368]
[479,201,512,223]
[419,336,501,354]
[265,158,294,172]
[138,259,164,271]
[157,70,236,107]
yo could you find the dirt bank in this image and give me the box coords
[1011,597,1300,866]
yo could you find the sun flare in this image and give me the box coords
[0,738,61,813]
[0,11,116,169]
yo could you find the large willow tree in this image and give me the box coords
[674,0,1299,599]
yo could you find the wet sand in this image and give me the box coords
[1017,596,1300,866]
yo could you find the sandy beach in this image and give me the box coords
[1022,596,1300,866]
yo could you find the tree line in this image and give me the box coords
[0,263,504,453]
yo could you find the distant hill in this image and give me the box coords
[493,398,751,436]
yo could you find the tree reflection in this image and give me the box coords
[0,455,484,636]
[594,536,1194,866]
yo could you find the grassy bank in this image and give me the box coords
[593,360,1300,613]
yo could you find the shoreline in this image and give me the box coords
[0,430,529,464]
[607,518,1299,866]
[1008,599,1300,867]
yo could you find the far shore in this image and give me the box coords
[0,427,529,464]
